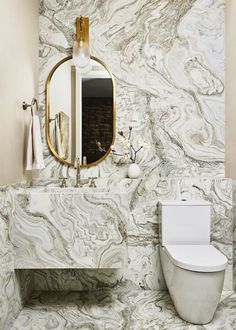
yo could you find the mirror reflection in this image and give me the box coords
[46,57,115,167]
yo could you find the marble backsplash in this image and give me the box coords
[38,0,225,180]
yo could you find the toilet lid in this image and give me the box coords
[164,245,228,272]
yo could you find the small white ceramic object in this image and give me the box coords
[127,163,140,179]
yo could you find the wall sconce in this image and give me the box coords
[73,16,91,74]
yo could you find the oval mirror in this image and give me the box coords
[46,56,115,167]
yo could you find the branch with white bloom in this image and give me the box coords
[96,126,146,163]
[96,141,130,159]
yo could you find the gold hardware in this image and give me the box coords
[49,114,58,123]
[45,56,116,169]
[76,16,89,46]
[89,177,97,188]
[60,177,68,188]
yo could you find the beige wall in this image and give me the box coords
[226,0,236,179]
[0,0,39,185]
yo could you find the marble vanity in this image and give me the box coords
[10,183,130,270]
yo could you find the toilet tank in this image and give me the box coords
[159,200,211,245]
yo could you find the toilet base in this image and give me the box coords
[160,246,225,324]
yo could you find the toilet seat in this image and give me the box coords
[163,244,227,272]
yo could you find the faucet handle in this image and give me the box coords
[59,177,68,188]
[89,177,97,188]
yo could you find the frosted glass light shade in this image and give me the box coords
[73,40,91,74]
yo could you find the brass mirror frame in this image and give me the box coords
[45,56,116,168]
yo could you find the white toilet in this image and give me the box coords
[159,200,228,325]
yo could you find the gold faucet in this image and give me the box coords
[74,157,82,187]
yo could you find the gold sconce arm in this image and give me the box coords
[76,16,89,45]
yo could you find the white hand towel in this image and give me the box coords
[26,115,45,170]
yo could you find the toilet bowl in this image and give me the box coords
[159,200,228,325]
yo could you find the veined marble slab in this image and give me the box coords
[0,188,35,330]
[36,0,227,289]
[38,0,225,180]
[0,190,14,271]
[12,288,236,330]
[0,271,22,330]
[36,0,227,288]
[32,268,123,291]
[10,191,129,269]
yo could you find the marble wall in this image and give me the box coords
[38,0,225,180]
[36,0,231,290]
[0,189,34,330]
[0,189,19,330]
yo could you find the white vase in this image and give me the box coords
[127,163,141,179]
